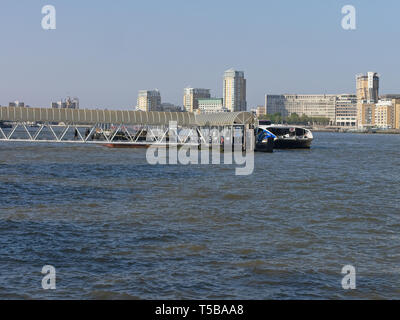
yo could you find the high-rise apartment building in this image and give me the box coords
[183,88,211,112]
[356,72,379,128]
[223,69,247,112]
[356,72,379,103]
[137,90,161,112]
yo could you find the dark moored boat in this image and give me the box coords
[0,121,12,129]
[269,126,313,149]
[258,121,313,149]
[254,128,275,152]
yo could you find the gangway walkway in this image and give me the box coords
[0,106,256,148]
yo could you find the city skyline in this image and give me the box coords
[3,68,398,111]
[0,0,399,109]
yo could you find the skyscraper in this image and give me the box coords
[356,72,379,103]
[137,90,161,112]
[183,88,211,112]
[223,69,247,112]
[356,72,379,127]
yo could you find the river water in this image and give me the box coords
[0,132,399,299]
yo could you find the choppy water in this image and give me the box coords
[0,132,399,299]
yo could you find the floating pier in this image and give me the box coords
[0,107,256,150]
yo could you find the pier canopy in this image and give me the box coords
[0,107,196,126]
[0,106,256,127]
[195,112,255,126]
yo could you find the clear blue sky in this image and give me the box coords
[0,0,399,109]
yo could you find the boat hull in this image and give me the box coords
[255,137,274,153]
[273,138,312,149]
[0,122,12,129]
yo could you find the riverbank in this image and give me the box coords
[311,127,400,134]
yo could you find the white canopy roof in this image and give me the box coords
[0,107,255,127]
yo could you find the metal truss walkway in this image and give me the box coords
[0,107,256,147]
